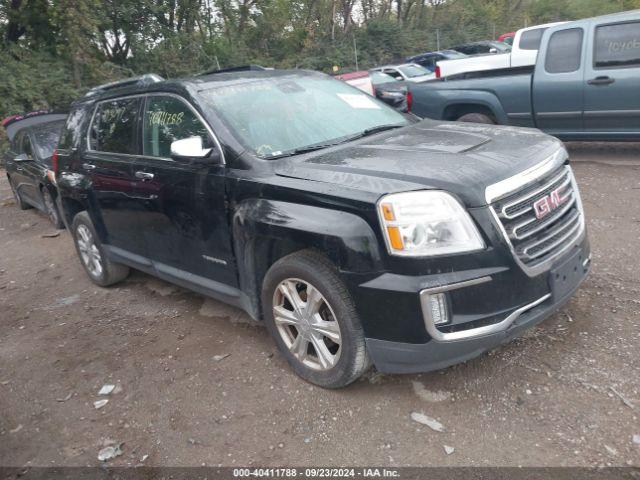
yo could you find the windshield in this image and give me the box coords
[370,71,397,85]
[201,75,409,158]
[397,64,431,78]
[32,120,64,159]
[493,42,512,52]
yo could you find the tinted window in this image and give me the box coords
[545,28,584,73]
[89,98,141,154]
[519,28,547,50]
[595,22,640,68]
[32,121,64,159]
[143,96,212,158]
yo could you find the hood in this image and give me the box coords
[274,120,563,207]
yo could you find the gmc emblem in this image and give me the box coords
[533,186,568,219]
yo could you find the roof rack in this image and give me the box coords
[85,74,164,97]
[199,65,268,76]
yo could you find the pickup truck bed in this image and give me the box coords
[409,10,640,142]
[411,67,535,127]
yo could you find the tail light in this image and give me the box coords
[47,148,59,184]
[435,66,441,78]
[406,91,413,113]
[51,148,59,174]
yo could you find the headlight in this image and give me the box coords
[377,191,485,256]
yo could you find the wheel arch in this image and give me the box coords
[232,199,384,319]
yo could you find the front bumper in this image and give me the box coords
[363,241,591,374]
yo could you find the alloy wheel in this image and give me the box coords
[76,224,103,278]
[272,278,342,371]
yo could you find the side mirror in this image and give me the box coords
[170,136,218,164]
[489,48,498,54]
[14,153,30,162]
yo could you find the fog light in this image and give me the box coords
[427,293,449,325]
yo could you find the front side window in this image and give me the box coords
[519,28,547,51]
[142,96,212,158]
[595,21,640,69]
[545,28,584,74]
[201,75,409,159]
[89,98,141,154]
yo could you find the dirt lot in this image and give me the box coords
[0,143,639,468]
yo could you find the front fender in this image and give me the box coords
[232,198,384,318]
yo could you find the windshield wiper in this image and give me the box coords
[361,124,404,137]
[263,124,405,159]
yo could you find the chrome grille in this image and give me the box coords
[491,165,583,269]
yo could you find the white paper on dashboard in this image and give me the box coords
[336,93,381,110]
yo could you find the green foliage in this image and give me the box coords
[1,0,637,155]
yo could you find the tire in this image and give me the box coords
[261,250,371,388]
[8,175,32,210]
[42,186,65,229]
[71,211,130,287]
[457,113,495,124]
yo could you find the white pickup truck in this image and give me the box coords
[436,22,566,78]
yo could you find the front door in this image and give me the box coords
[84,97,147,256]
[132,94,237,288]
[583,18,640,136]
[532,26,586,136]
[12,132,39,205]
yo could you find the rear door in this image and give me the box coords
[132,94,237,288]
[583,17,640,136]
[533,24,587,136]
[84,96,147,256]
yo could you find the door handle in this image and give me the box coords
[588,76,615,86]
[82,163,96,170]
[135,171,154,180]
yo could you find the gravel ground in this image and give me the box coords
[0,143,639,468]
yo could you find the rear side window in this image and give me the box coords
[32,121,64,159]
[21,133,33,157]
[594,21,640,69]
[89,98,141,154]
[142,96,212,158]
[519,28,547,50]
[545,28,584,73]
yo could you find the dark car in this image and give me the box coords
[55,70,590,388]
[406,49,468,72]
[2,111,67,228]
[450,40,512,56]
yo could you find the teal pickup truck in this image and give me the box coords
[410,10,640,141]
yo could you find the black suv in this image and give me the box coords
[56,70,590,388]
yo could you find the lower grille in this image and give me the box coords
[491,165,584,269]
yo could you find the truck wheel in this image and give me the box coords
[42,187,65,229]
[8,176,32,210]
[457,113,495,124]
[71,211,129,287]
[262,250,371,388]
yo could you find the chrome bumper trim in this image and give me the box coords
[420,281,551,342]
